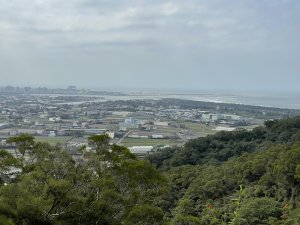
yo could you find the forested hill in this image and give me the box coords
[151,117,300,224]
[148,116,300,170]
[161,142,300,224]
[1,117,300,224]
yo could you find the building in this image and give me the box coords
[105,131,115,139]
[85,111,100,116]
[0,123,9,129]
[202,113,241,123]
[128,135,148,139]
[66,138,89,149]
[35,121,43,126]
[119,117,139,131]
[0,138,7,146]
[151,134,164,139]
[48,131,56,137]
[23,118,31,123]
[9,130,19,136]
[84,128,107,135]
[36,130,48,136]
[201,113,220,122]
[128,146,154,158]
[154,121,169,126]
[221,114,241,121]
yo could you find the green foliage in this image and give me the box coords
[228,185,244,225]
[0,134,167,225]
[88,134,110,154]
[124,204,164,225]
[7,134,35,156]
[148,117,300,169]
[0,150,18,173]
[0,215,15,225]
[173,215,202,225]
[3,116,300,225]
[237,198,282,225]
[161,143,300,225]
[89,118,300,224]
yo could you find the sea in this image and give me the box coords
[32,90,300,110]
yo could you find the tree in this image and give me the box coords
[0,150,18,174]
[0,134,167,225]
[237,198,282,225]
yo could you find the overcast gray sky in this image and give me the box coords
[0,0,299,93]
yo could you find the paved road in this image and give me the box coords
[116,130,131,145]
[176,132,188,141]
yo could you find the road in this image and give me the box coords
[116,130,131,145]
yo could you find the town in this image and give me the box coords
[1,86,299,158]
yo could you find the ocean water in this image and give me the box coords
[165,93,300,110]
[100,92,300,110]
[33,91,300,110]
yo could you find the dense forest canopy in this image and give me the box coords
[148,117,300,169]
[148,116,300,224]
[1,117,300,224]
[159,143,300,224]
[0,135,166,225]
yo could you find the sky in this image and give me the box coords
[0,0,300,93]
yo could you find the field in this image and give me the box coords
[34,136,72,145]
[177,121,217,136]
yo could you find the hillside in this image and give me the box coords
[160,143,300,224]
[148,117,300,169]
[1,117,300,224]
[148,117,300,224]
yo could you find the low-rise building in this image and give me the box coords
[36,130,48,136]
[201,113,220,122]
[128,135,148,139]
[9,130,19,136]
[66,138,89,149]
[119,117,139,131]
[151,134,164,139]
[154,121,169,126]
[0,123,9,129]
[105,131,115,139]
[128,146,154,158]
[48,130,56,137]
[0,138,7,146]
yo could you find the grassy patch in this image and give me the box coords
[177,121,217,136]
[34,136,72,145]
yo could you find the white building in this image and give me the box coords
[128,135,148,139]
[1,139,7,145]
[128,146,154,157]
[221,114,241,121]
[0,123,9,129]
[23,119,31,123]
[66,138,89,149]
[49,118,55,122]
[119,117,139,131]
[201,114,220,122]
[9,130,19,136]
[39,113,48,119]
[48,131,56,137]
[152,134,164,139]
[154,121,169,126]
[202,113,241,122]
[105,131,115,139]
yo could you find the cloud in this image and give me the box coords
[0,0,300,92]
[1,0,299,51]
[0,1,240,50]
[161,3,180,16]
